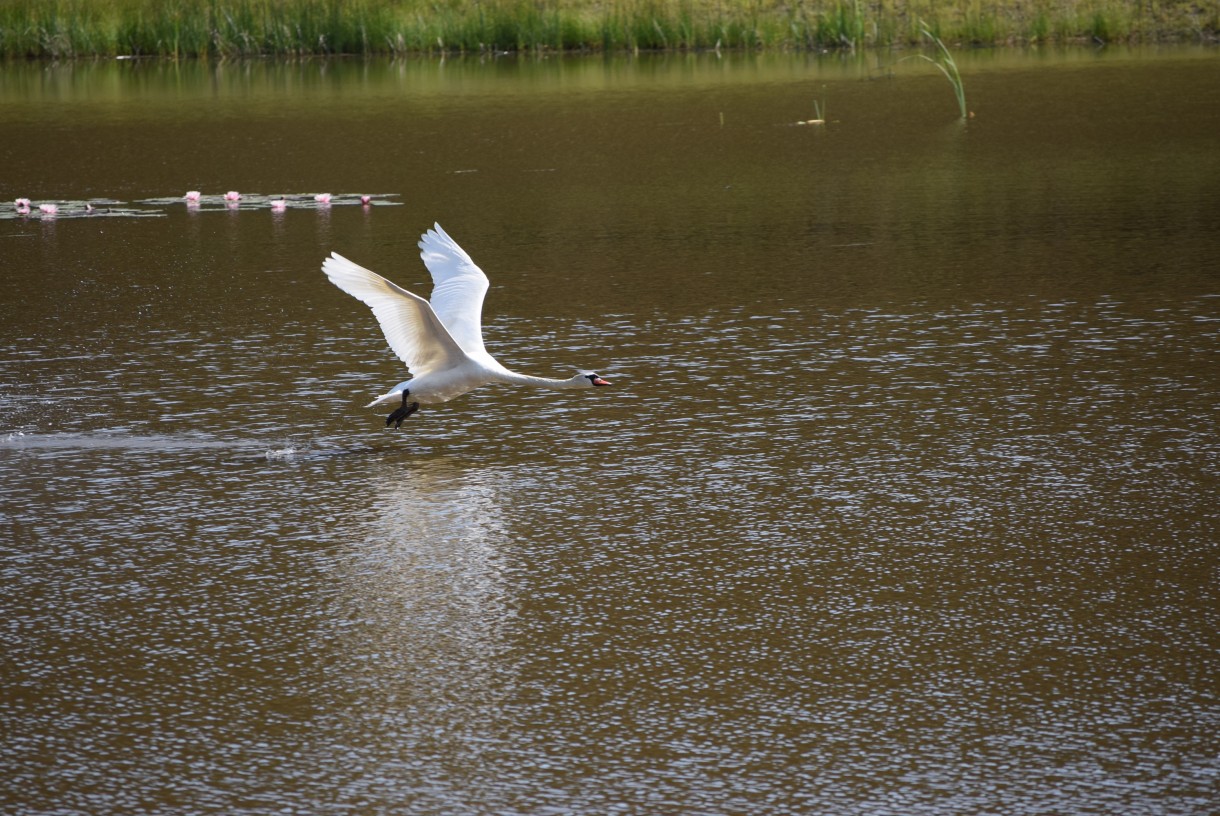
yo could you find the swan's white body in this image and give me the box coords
[322,223,608,423]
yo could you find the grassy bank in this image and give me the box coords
[1,0,1215,59]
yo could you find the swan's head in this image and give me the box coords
[576,371,611,387]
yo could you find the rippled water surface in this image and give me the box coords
[2,49,1218,815]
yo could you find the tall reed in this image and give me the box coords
[900,21,968,119]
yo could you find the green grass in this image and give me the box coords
[0,0,1214,59]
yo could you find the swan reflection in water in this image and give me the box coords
[326,458,521,788]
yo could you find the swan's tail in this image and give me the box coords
[365,389,405,408]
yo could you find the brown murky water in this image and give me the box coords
[2,48,1218,815]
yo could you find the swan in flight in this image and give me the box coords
[322,223,610,428]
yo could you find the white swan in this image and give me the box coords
[322,223,610,428]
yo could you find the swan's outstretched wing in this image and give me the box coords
[418,223,490,356]
[323,252,468,376]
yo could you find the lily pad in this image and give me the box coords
[1,199,166,221]
[4,192,401,222]
[139,192,402,211]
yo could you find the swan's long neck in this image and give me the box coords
[494,371,585,390]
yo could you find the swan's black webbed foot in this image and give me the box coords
[386,392,420,428]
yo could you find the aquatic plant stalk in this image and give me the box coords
[902,22,968,120]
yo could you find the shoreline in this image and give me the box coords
[2,0,1216,60]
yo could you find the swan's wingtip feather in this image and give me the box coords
[419,223,445,246]
[419,222,456,249]
[321,251,354,272]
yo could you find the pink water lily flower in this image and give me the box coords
[271,197,288,211]
[360,195,372,205]
[224,191,241,201]
[15,197,32,209]
[314,193,332,204]
[184,191,201,202]
[39,203,58,215]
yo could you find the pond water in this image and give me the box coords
[2,47,1218,815]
